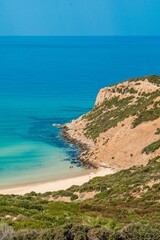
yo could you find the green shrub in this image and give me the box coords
[129,87,137,94]
[133,107,160,128]
[119,223,160,240]
[155,128,160,135]
[142,140,160,154]
[71,194,78,201]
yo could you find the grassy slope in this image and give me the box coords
[0,156,159,231]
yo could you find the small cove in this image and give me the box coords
[0,36,160,189]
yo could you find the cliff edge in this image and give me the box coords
[63,75,160,170]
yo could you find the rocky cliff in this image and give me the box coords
[63,75,160,170]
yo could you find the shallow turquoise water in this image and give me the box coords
[0,36,160,188]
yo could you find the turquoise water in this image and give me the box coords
[0,36,160,188]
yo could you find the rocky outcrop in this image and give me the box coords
[62,76,160,170]
[95,78,159,106]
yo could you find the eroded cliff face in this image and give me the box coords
[95,78,159,106]
[64,76,160,170]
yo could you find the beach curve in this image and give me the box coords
[0,168,114,195]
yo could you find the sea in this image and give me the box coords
[0,36,160,189]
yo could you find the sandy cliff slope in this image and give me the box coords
[63,75,160,170]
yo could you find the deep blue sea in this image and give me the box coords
[0,36,160,188]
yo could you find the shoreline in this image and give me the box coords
[60,123,97,168]
[0,167,115,195]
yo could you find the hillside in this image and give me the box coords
[63,75,160,170]
[0,155,159,239]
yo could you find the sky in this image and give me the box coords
[0,0,160,36]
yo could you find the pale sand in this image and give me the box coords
[0,168,114,195]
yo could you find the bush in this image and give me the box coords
[71,194,78,201]
[13,229,39,240]
[87,227,112,240]
[119,223,160,240]
[0,223,14,240]
[142,140,160,154]
[155,128,160,135]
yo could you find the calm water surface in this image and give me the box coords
[0,36,160,188]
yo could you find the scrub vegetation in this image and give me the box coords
[83,75,160,139]
[0,155,160,239]
[142,139,160,154]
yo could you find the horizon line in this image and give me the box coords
[0,35,160,37]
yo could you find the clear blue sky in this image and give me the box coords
[0,0,160,36]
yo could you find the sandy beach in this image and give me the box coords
[0,168,114,195]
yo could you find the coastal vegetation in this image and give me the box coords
[142,139,160,154]
[63,75,159,171]
[0,155,160,239]
[155,128,160,135]
[0,75,159,239]
[84,76,160,139]
[129,74,160,86]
